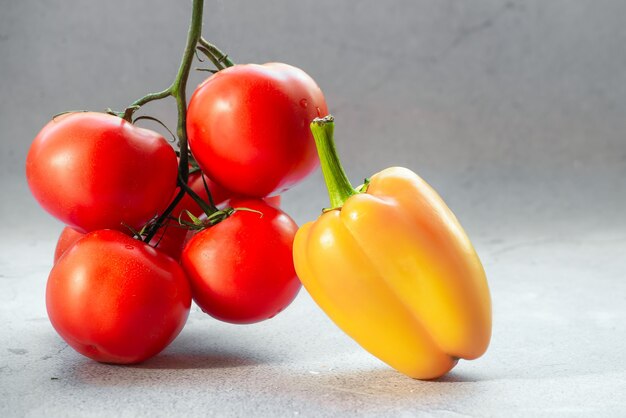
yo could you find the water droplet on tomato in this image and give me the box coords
[316,107,322,117]
[299,99,308,108]
[125,245,134,250]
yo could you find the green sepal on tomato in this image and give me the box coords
[47,230,191,364]
[187,63,328,198]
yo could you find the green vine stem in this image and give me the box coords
[170,0,205,185]
[197,46,225,71]
[111,0,237,242]
[198,37,235,67]
[177,174,217,216]
[310,115,357,210]
[140,0,205,242]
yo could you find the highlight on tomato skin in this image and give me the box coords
[25,112,179,234]
[181,198,301,325]
[46,230,192,364]
[186,62,328,198]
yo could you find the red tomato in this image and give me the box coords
[47,230,191,364]
[181,199,301,324]
[187,63,328,197]
[53,226,85,263]
[147,224,187,261]
[26,112,178,233]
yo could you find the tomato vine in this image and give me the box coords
[111,0,228,242]
[28,0,333,365]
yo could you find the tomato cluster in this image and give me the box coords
[27,63,327,363]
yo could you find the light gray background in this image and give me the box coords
[1,1,625,416]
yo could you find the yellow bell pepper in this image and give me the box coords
[294,116,491,380]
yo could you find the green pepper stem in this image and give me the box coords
[310,115,357,209]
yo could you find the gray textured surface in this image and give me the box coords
[1,1,626,416]
[1,232,626,417]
